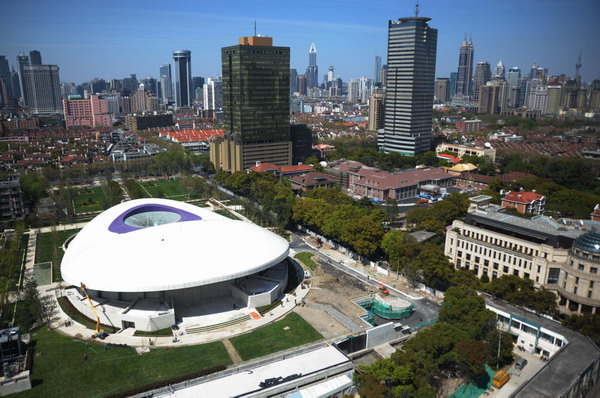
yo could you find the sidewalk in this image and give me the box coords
[299,233,442,303]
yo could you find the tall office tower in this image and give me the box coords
[210,36,291,172]
[473,62,491,103]
[518,79,528,107]
[561,80,580,109]
[507,67,521,88]
[203,77,222,118]
[588,80,600,112]
[10,69,20,102]
[347,79,360,103]
[305,43,318,88]
[16,54,30,103]
[374,55,382,84]
[122,74,138,94]
[449,72,457,98]
[528,85,548,113]
[297,75,306,96]
[546,82,563,115]
[290,69,298,93]
[327,66,335,82]
[173,50,192,108]
[29,50,42,65]
[525,78,541,107]
[435,78,450,103]
[141,77,157,95]
[478,79,509,114]
[358,77,372,103]
[379,9,437,155]
[0,56,13,98]
[159,63,172,104]
[191,76,204,100]
[455,38,474,99]
[529,62,538,79]
[494,60,505,79]
[368,88,386,132]
[0,79,8,108]
[381,64,388,86]
[109,79,122,92]
[21,64,62,114]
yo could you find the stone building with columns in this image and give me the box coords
[445,202,600,315]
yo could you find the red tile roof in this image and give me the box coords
[249,163,280,173]
[280,164,313,173]
[502,191,545,204]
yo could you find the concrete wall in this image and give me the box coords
[0,371,31,395]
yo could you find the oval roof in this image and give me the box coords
[61,198,289,292]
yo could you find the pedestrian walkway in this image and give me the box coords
[222,339,243,363]
[306,303,363,333]
[23,231,37,281]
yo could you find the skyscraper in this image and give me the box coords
[159,63,172,104]
[16,54,30,103]
[173,50,192,108]
[435,78,450,103]
[210,36,291,172]
[21,63,62,114]
[494,60,505,79]
[0,56,13,98]
[449,72,457,98]
[455,39,474,99]
[374,55,382,84]
[473,62,491,103]
[29,50,42,65]
[290,68,298,94]
[305,43,318,88]
[203,77,222,118]
[368,87,385,132]
[507,67,521,88]
[379,7,437,155]
[192,76,204,100]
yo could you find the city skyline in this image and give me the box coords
[1,0,599,84]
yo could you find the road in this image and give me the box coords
[288,233,441,331]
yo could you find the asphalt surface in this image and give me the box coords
[289,234,441,331]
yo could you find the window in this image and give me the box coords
[457,259,462,267]
[522,324,537,336]
[466,253,471,261]
[513,269,519,276]
[458,251,463,258]
[547,268,560,284]
[591,267,598,274]
[591,281,595,288]
[574,287,578,295]
[493,271,498,279]
[512,320,521,330]
[575,277,579,285]
[484,259,489,267]
[493,263,499,270]
[475,256,480,264]
[504,266,509,273]
[579,264,585,271]
[589,291,593,298]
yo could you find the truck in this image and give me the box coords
[492,370,510,388]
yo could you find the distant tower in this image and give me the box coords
[305,43,318,88]
[575,49,582,82]
[159,63,172,104]
[380,7,437,155]
[374,55,382,84]
[172,50,192,108]
[455,38,474,99]
[327,65,335,82]
[494,60,505,79]
[473,62,491,103]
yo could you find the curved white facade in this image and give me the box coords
[62,198,289,292]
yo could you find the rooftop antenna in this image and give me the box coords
[254,20,256,36]
[415,1,420,17]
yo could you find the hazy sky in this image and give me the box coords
[1,0,599,84]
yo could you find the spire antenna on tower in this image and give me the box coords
[415,1,420,17]
[254,20,256,36]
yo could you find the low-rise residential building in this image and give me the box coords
[125,114,174,132]
[289,172,337,192]
[62,95,112,128]
[436,143,496,162]
[455,119,483,133]
[249,162,314,178]
[324,160,453,201]
[501,191,545,215]
[445,203,600,315]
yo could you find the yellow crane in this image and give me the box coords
[80,283,108,339]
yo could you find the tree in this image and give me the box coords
[384,197,399,222]
[487,330,514,368]
[15,280,42,332]
[484,275,558,316]
[562,314,600,346]
[381,230,411,270]
[440,287,496,340]
[455,340,489,379]
[39,295,57,326]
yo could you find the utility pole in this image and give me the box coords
[497,330,501,370]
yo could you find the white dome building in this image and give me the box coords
[62,198,290,332]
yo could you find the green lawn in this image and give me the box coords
[230,312,322,361]
[214,209,241,220]
[294,252,318,271]
[15,329,232,398]
[141,180,195,200]
[73,187,105,213]
[35,229,81,281]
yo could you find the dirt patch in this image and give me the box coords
[305,260,372,327]
[294,306,349,338]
